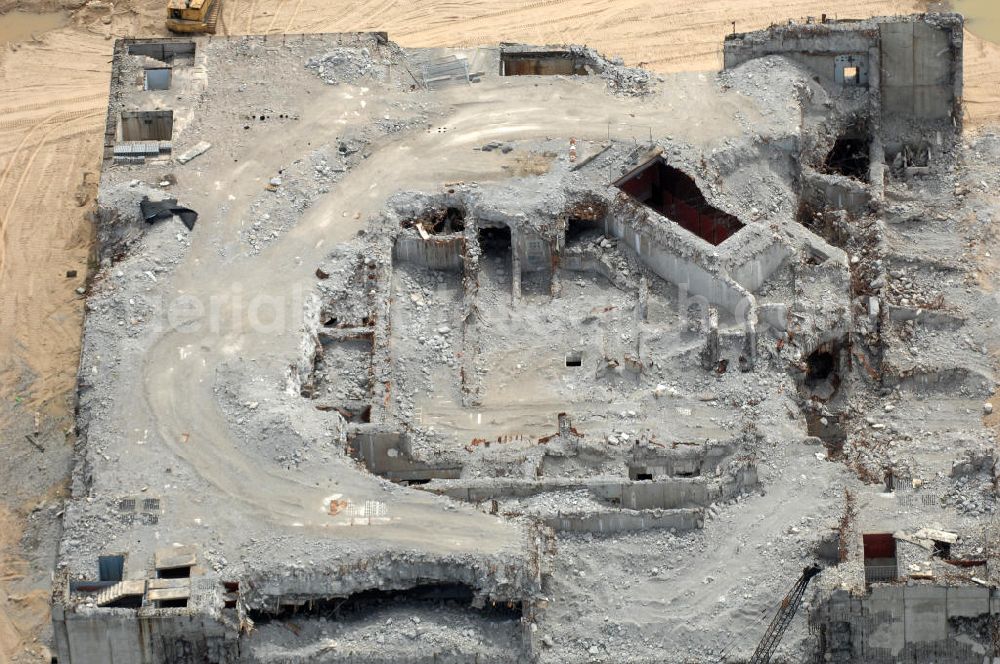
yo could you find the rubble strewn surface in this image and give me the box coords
[55,14,1000,664]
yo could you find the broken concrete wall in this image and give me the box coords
[241,550,542,609]
[726,237,795,293]
[544,508,701,534]
[427,478,709,510]
[618,481,708,510]
[724,21,878,88]
[349,430,462,480]
[879,17,963,126]
[393,235,465,271]
[710,463,759,503]
[724,14,963,133]
[802,170,872,217]
[812,585,998,663]
[607,198,754,318]
[52,601,236,664]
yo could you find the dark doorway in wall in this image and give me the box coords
[478,224,511,256]
[862,533,898,583]
[98,555,125,582]
[501,51,591,76]
[566,216,602,244]
[120,110,173,141]
[565,351,582,367]
[636,472,653,481]
[824,135,871,181]
[614,158,745,246]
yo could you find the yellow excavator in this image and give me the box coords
[166,0,221,34]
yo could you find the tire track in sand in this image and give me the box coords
[0,110,102,278]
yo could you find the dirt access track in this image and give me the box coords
[1,1,999,662]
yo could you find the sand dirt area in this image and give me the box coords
[0,0,997,661]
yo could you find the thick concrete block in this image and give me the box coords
[865,585,906,652]
[946,586,991,618]
[903,585,949,643]
[880,22,915,88]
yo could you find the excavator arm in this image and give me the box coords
[748,564,822,664]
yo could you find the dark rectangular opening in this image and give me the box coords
[223,581,239,609]
[247,583,522,623]
[98,555,125,582]
[932,540,952,558]
[157,598,188,608]
[107,595,144,609]
[120,110,173,141]
[477,224,511,256]
[863,533,898,583]
[636,472,653,481]
[614,158,745,245]
[157,565,192,579]
[674,469,698,478]
[128,41,195,66]
[565,351,582,367]
[566,216,602,244]
[501,51,591,76]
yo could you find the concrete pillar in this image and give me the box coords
[550,239,562,298]
[741,315,757,372]
[700,308,719,371]
[369,254,394,425]
[510,229,521,304]
[461,227,482,407]
[637,275,649,321]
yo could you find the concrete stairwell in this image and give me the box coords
[96,580,146,607]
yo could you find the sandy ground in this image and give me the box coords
[0,0,997,661]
